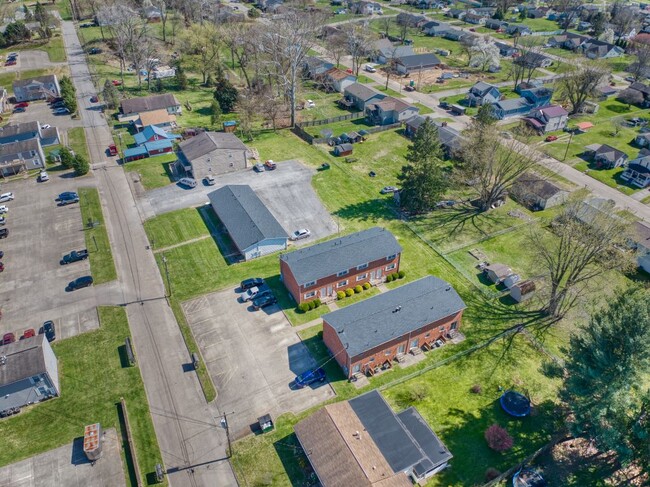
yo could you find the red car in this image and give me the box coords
[4,61,15,66]
[0,262,4,272]
[545,135,558,142]
[346,68,353,74]
[469,28,476,32]
[14,102,28,108]
[112,80,122,86]
[2,332,15,345]
[90,95,99,103]
[22,328,36,340]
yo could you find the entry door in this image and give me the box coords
[375,269,382,279]
[327,285,333,296]
[320,288,326,298]
[410,338,419,349]
[398,344,406,354]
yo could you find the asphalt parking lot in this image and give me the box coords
[0,174,108,339]
[2,50,66,72]
[184,287,335,437]
[142,160,338,244]
[9,101,83,132]
[0,428,126,487]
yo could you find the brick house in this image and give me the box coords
[322,276,466,378]
[280,227,402,304]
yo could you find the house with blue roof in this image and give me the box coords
[133,125,180,146]
[123,139,174,162]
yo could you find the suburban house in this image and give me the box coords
[404,117,464,158]
[485,19,508,30]
[0,138,46,176]
[446,8,466,19]
[510,173,569,210]
[342,83,386,111]
[394,53,441,74]
[621,153,650,188]
[123,140,175,162]
[491,98,534,119]
[422,21,452,36]
[584,144,628,169]
[349,0,383,14]
[366,97,419,125]
[304,56,335,78]
[517,87,553,105]
[143,5,163,21]
[396,12,427,27]
[510,280,536,303]
[175,131,248,181]
[634,132,650,147]
[0,335,59,414]
[624,82,650,107]
[466,81,501,106]
[133,125,180,146]
[443,29,470,41]
[582,39,624,59]
[294,390,452,486]
[631,221,650,273]
[0,121,59,147]
[12,75,60,102]
[464,12,486,24]
[484,263,512,284]
[523,105,569,133]
[494,41,517,57]
[515,52,553,68]
[323,275,465,377]
[135,109,178,131]
[505,24,532,36]
[322,67,357,92]
[280,226,402,304]
[374,38,415,64]
[208,185,288,260]
[119,93,182,120]
[547,32,588,50]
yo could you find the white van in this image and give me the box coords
[179,177,197,188]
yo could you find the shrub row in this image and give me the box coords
[297,298,322,313]
[337,282,372,300]
[385,270,406,282]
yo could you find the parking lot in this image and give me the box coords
[2,50,66,72]
[0,428,126,487]
[9,100,84,132]
[0,174,108,339]
[184,287,335,437]
[142,160,338,244]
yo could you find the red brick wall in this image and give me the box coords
[281,253,401,304]
[324,310,463,378]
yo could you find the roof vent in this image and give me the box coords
[338,328,344,333]
[445,286,451,291]
[0,355,5,366]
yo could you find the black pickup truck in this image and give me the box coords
[60,249,89,265]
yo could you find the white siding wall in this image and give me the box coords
[42,338,60,394]
[243,238,288,260]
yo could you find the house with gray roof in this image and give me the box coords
[584,143,628,169]
[466,81,501,106]
[0,138,46,176]
[366,97,419,125]
[0,335,59,414]
[0,121,59,147]
[119,93,181,120]
[403,116,464,158]
[280,226,402,303]
[294,390,452,486]
[13,75,60,102]
[342,83,386,111]
[175,131,248,181]
[208,185,288,260]
[510,172,569,210]
[523,105,569,133]
[322,275,466,377]
[374,38,415,64]
[491,97,533,119]
[394,53,441,74]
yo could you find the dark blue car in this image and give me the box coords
[294,367,326,388]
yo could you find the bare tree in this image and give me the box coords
[617,87,645,108]
[261,90,285,131]
[341,22,376,77]
[529,194,634,319]
[628,41,650,81]
[324,30,347,68]
[154,0,169,44]
[398,22,410,44]
[236,89,259,142]
[378,16,392,38]
[509,37,544,89]
[98,4,142,87]
[384,45,400,89]
[610,3,640,41]
[457,122,540,212]
[179,22,224,85]
[259,10,324,127]
[223,23,258,89]
[459,36,475,67]
[559,64,610,115]
[550,0,583,32]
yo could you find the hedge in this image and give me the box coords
[337,290,346,300]
[354,285,363,293]
[345,288,354,297]
[362,282,371,290]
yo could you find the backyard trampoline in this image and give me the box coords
[500,390,531,417]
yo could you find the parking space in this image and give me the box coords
[144,159,338,243]
[184,287,335,437]
[9,101,83,131]
[2,50,66,72]
[0,174,105,339]
[0,428,126,487]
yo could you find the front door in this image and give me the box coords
[327,285,333,296]
[410,338,419,349]
[320,288,326,298]
[375,269,382,280]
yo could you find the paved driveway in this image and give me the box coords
[184,288,335,437]
[0,173,115,339]
[10,101,84,131]
[143,160,338,243]
[2,50,67,72]
[0,428,126,487]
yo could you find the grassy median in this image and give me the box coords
[79,187,117,284]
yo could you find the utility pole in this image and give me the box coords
[563,131,574,162]
[220,411,234,458]
[162,254,172,297]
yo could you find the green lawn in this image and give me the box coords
[0,65,69,96]
[78,187,117,284]
[144,207,212,249]
[521,17,561,32]
[39,35,67,62]
[124,153,177,191]
[0,307,166,487]
[67,127,90,161]
[414,102,434,115]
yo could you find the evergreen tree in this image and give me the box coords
[4,22,31,45]
[210,100,222,127]
[561,289,650,467]
[175,64,188,90]
[71,154,90,176]
[59,147,74,169]
[397,119,448,214]
[213,69,239,113]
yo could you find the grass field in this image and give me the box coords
[0,307,166,487]
[124,153,178,190]
[67,127,90,161]
[144,207,212,249]
[78,187,118,284]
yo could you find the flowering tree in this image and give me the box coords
[470,38,500,72]
[485,424,513,452]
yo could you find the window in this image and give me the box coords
[304,280,316,288]
[384,348,392,356]
[425,332,430,338]
[398,344,406,354]
[337,280,348,288]
[451,321,458,330]
[305,291,316,299]
[439,326,446,332]
[356,273,368,281]
[336,270,348,277]
[357,263,368,270]
[387,254,397,261]
[410,338,419,348]
[353,364,361,373]
[386,263,396,271]
[369,357,375,362]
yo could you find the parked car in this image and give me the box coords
[241,278,264,291]
[40,321,56,341]
[88,47,103,55]
[178,177,197,188]
[112,80,122,86]
[0,262,4,271]
[0,206,7,214]
[60,249,89,265]
[38,171,49,182]
[545,135,558,142]
[4,61,15,66]
[0,217,6,226]
[0,251,4,258]
[264,160,276,170]
[625,76,636,82]
[41,124,51,129]
[66,276,94,291]
[294,367,326,388]
[22,328,35,340]
[240,286,260,302]
[90,95,99,103]
[15,102,29,108]
[252,294,277,310]
[58,193,80,205]
[380,186,398,194]
[53,107,70,115]
[13,107,25,113]
[204,174,216,185]
[0,229,7,239]
[365,64,376,73]
[56,191,78,201]
[290,228,311,241]
[253,163,265,173]
[2,333,15,346]
[305,100,316,108]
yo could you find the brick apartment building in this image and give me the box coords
[322,276,466,378]
[279,227,402,304]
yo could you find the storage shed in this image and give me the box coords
[334,143,353,156]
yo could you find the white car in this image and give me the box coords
[290,229,311,241]
[305,100,316,108]
[204,175,216,186]
[0,206,7,214]
[0,217,5,226]
[39,171,49,182]
[240,286,259,302]
[0,192,14,202]
[41,124,51,129]
[365,64,376,73]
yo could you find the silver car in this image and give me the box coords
[290,229,311,241]
[240,286,259,302]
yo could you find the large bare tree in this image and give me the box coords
[179,22,224,85]
[558,64,610,114]
[610,2,640,41]
[509,37,545,89]
[223,22,259,89]
[550,0,583,32]
[628,40,650,81]
[341,22,376,77]
[98,4,142,87]
[529,194,634,319]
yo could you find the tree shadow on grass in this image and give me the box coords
[333,198,401,222]
[273,433,318,487]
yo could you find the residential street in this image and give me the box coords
[60,21,237,487]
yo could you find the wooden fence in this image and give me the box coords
[298,111,365,128]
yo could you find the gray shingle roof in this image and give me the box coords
[0,121,39,138]
[0,138,41,156]
[13,74,57,88]
[344,82,382,101]
[396,53,441,69]
[120,93,180,115]
[323,276,466,357]
[280,227,402,285]
[178,131,247,162]
[208,185,288,252]
[0,335,48,387]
